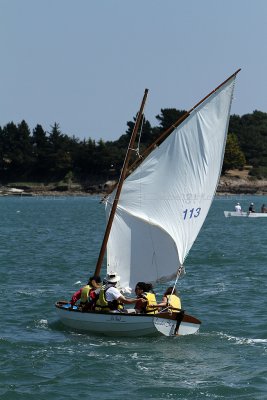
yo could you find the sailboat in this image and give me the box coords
[56,69,240,337]
[224,211,267,218]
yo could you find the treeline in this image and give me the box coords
[227,111,267,177]
[1,109,267,184]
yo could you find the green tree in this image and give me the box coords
[150,108,187,144]
[1,107,267,184]
[31,124,49,179]
[229,111,267,170]
[125,115,153,145]
[46,123,73,179]
[155,108,187,132]
[0,120,34,180]
[0,125,4,175]
[72,138,98,179]
[222,133,246,173]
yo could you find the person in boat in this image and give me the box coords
[95,272,145,313]
[134,282,158,314]
[151,287,182,311]
[70,275,101,308]
[261,204,267,213]
[248,202,255,213]
[234,202,242,213]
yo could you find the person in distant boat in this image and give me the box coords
[248,202,255,213]
[134,282,158,314]
[70,275,101,308]
[95,272,144,312]
[234,202,242,213]
[151,287,182,311]
[261,204,267,213]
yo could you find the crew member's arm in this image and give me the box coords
[117,295,146,305]
[70,288,82,306]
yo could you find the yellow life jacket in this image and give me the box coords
[95,285,123,312]
[80,284,92,303]
[166,294,181,310]
[144,292,158,314]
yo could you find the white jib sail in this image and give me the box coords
[106,77,236,291]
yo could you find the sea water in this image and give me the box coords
[0,195,266,400]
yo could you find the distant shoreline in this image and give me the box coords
[0,188,103,198]
[217,176,267,196]
[1,172,267,197]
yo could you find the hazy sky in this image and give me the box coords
[1,0,267,141]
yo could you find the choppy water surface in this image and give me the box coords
[0,195,266,399]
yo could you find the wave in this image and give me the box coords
[218,332,267,346]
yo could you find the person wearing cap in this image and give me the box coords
[95,272,145,312]
[234,202,242,213]
[70,275,101,308]
[248,203,255,213]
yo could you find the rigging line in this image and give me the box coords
[136,112,145,158]
[129,107,146,158]
[101,109,146,202]
[165,266,183,313]
[146,217,160,283]
[157,267,184,314]
[94,89,149,278]
[104,105,146,201]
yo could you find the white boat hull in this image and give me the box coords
[224,211,267,218]
[55,302,201,337]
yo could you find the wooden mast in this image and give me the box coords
[94,88,149,278]
[127,69,241,175]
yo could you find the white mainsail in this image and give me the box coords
[106,77,236,291]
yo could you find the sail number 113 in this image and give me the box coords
[183,207,201,220]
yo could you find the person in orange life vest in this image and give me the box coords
[134,282,158,314]
[151,287,181,311]
[70,276,101,307]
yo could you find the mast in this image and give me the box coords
[127,69,241,175]
[94,88,149,278]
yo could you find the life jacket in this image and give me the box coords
[143,292,158,314]
[80,284,92,303]
[95,284,123,312]
[166,294,181,310]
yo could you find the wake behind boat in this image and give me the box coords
[56,69,240,337]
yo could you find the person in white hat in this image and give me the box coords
[234,202,242,213]
[95,272,145,312]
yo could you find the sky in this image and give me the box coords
[1,0,267,142]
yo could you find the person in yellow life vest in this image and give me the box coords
[70,275,101,308]
[134,282,158,314]
[80,276,101,304]
[95,272,145,312]
[152,287,182,311]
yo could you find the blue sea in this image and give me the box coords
[0,195,266,399]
